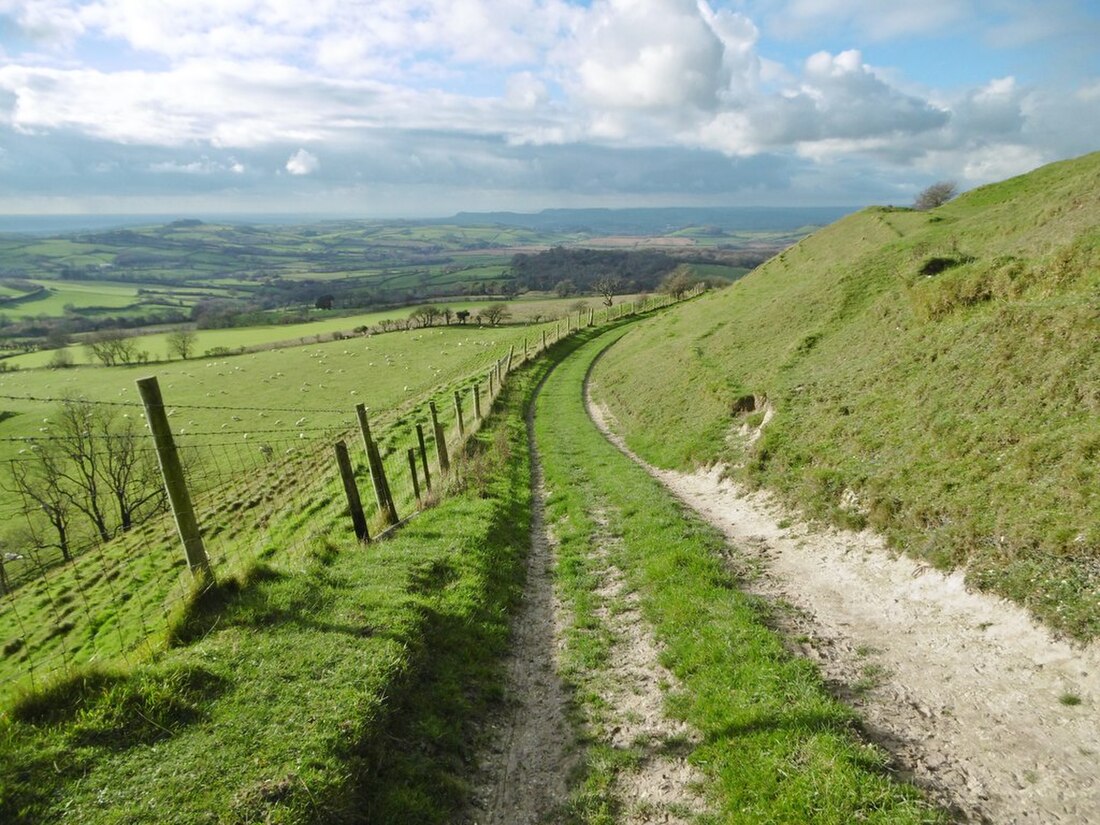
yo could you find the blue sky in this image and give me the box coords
[0,0,1097,218]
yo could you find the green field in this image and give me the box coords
[3,292,644,368]
[590,151,1100,639]
[0,313,579,703]
[2,281,144,318]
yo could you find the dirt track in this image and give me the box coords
[587,394,1100,825]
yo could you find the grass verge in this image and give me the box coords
[536,328,945,823]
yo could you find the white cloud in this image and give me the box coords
[0,0,1096,213]
[0,0,88,46]
[566,0,730,113]
[505,72,549,111]
[960,144,1047,182]
[693,49,948,156]
[149,156,244,175]
[285,148,319,175]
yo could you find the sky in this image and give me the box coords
[0,0,1097,218]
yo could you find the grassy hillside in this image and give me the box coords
[591,152,1100,639]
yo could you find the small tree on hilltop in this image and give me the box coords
[914,180,958,211]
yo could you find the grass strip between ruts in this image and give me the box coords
[535,327,946,823]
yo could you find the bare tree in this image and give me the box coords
[92,410,165,532]
[660,265,695,299]
[54,400,112,542]
[167,329,197,360]
[554,279,576,298]
[6,399,165,560]
[594,275,622,308]
[7,447,76,561]
[479,304,510,326]
[410,305,442,328]
[85,329,144,366]
[914,180,958,211]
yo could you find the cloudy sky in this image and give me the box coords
[0,0,1097,218]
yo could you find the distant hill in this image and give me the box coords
[441,206,854,235]
[591,151,1100,638]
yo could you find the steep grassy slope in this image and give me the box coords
[592,152,1100,639]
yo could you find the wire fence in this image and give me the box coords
[0,290,696,702]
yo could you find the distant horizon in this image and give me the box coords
[0,205,862,235]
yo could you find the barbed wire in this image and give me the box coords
[0,393,353,416]
[0,424,344,444]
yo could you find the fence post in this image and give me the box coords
[474,383,482,420]
[588,308,594,326]
[507,345,514,373]
[356,403,398,526]
[416,423,432,493]
[407,448,421,505]
[137,376,213,580]
[488,369,495,398]
[541,330,547,351]
[429,401,450,473]
[523,337,528,361]
[334,440,369,542]
[453,390,465,438]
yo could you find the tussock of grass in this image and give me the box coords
[592,152,1100,639]
[537,330,943,822]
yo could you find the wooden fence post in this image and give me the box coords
[542,330,547,351]
[334,440,369,542]
[523,337,528,361]
[137,376,213,580]
[507,345,514,373]
[356,403,398,526]
[588,308,594,326]
[488,369,495,397]
[474,383,482,419]
[416,423,432,493]
[429,400,450,473]
[453,390,465,437]
[407,448,421,505]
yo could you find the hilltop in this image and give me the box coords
[591,151,1100,638]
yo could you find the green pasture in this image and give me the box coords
[0,321,549,464]
[5,293,640,368]
[1,281,143,318]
